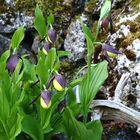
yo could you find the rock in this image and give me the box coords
[0,34,10,55]
[64,14,88,62]
[0,11,33,34]
[5,0,15,7]
[107,24,131,47]
[115,38,140,109]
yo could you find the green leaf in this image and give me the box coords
[0,121,8,140]
[86,120,103,140]
[10,26,25,51]
[34,5,47,39]
[46,48,57,70]
[0,50,10,63]
[0,87,10,121]
[22,115,44,140]
[62,107,102,140]
[8,113,23,140]
[82,23,95,43]
[36,48,57,86]
[57,51,71,58]
[99,0,111,21]
[81,23,94,55]
[79,61,108,114]
[22,59,37,81]
[35,51,49,85]
[47,13,54,25]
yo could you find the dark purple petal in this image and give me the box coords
[41,90,51,106]
[57,99,66,112]
[55,74,66,88]
[48,28,57,43]
[6,54,19,73]
[43,43,51,52]
[102,49,112,64]
[102,17,110,29]
[102,43,123,54]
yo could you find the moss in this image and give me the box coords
[84,0,97,13]
[14,0,65,17]
[131,0,140,8]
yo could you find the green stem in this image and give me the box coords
[84,53,92,123]
[83,114,88,124]
[2,122,9,139]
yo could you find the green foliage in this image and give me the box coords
[10,26,25,51]
[34,5,47,39]
[47,13,54,25]
[0,51,24,140]
[22,115,44,140]
[0,3,111,140]
[99,0,111,21]
[79,61,108,114]
[62,107,103,140]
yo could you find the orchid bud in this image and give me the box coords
[101,16,113,33]
[48,28,57,44]
[6,54,19,73]
[103,43,122,58]
[40,90,51,109]
[53,74,66,91]
[57,99,66,113]
[42,43,51,55]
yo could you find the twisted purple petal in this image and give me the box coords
[103,44,123,54]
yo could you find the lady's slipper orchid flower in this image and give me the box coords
[40,90,51,109]
[53,74,66,91]
[101,43,123,65]
[42,43,51,55]
[102,43,122,58]
[6,54,19,73]
[48,28,57,44]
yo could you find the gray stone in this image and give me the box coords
[0,34,10,55]
[0,12,33,34]
[64,14,88,62]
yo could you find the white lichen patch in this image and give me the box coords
[115,38,140,109]
[64,15,88,62]
[107,24,130,47]
[116,11,140,26]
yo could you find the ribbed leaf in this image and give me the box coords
[11,26,25,51]
[34,5,47,39]
[79,61,108,114]
[22,115,44,140]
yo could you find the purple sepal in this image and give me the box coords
[41,90,51,106]
[55,74,66,88]
[6,54,19,73]
[102,44,123,54]
[48,28,57,43]
[43,43,51,52]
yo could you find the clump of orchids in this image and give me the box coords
[40,27,67,110]
[6,25,67,112]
